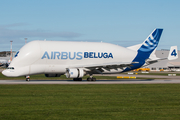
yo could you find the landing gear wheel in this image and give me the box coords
[26,76,30,82]
[73,78,82,81]
[92,77,96,81]
[87,77,91,81]
[78,78,82,81]
[87,77,96,81]
[26,78,30,81]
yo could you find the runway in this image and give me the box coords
[1,79,180,84]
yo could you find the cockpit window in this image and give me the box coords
[7,67,14,70]
[14,51,19,58]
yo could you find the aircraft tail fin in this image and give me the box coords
[127,28,163,54]
[133,28,163,62]
[123,28,163,72]
[138,28,163,53]
[168,46,178,60]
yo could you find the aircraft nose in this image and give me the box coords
[2,69,14,77]
[2,70,8,76]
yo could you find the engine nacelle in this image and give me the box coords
[45,74,61,77]
[66,68,85,78]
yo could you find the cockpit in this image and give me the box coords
[7,67,15,70]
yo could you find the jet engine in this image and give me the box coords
[66,68,85,78]
[45,74,61,77]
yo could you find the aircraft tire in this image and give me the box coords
[87,78,91,81]
[87,77,96,81]
[78,78,82,81]
[92,78,96,81]
[73,78,82,81]
[26,78,30,82]
[73,78,77,81]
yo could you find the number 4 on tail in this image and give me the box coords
[171,49,177,56]
[168,46,178,60]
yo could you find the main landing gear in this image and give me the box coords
[26,76,30,81]
[73,78,82,81]
[87,75,96,81]
[87,77,96,81]
[73,76,96,81]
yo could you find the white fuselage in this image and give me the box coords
[2,40,137,77]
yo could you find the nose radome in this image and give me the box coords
[2,70,8,76]
[2,70,12,77]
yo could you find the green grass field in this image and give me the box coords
[0,84,180,120]
[1,70,180,119]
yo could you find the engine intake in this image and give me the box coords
[66,68,85,78]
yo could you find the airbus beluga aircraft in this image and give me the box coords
[2,28,178,81]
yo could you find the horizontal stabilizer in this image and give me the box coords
[144,46,178,67]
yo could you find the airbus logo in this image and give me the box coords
[41,51,113,60]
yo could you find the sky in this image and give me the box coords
[0,0,180,52]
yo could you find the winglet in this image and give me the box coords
[168,46,178,60]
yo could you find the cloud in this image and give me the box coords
[0,23,83,51]
[0,23,82,42]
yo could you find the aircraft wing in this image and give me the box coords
[71,61,139,74]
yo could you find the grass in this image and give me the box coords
[0,84,180,120]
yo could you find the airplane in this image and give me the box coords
[2,28,178,81]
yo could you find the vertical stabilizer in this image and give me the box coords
[123,28,163,72]
[134,28,163,62]
[168,46,178,60]
[138,28,163,53]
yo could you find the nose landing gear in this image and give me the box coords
[26,76,30,81]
